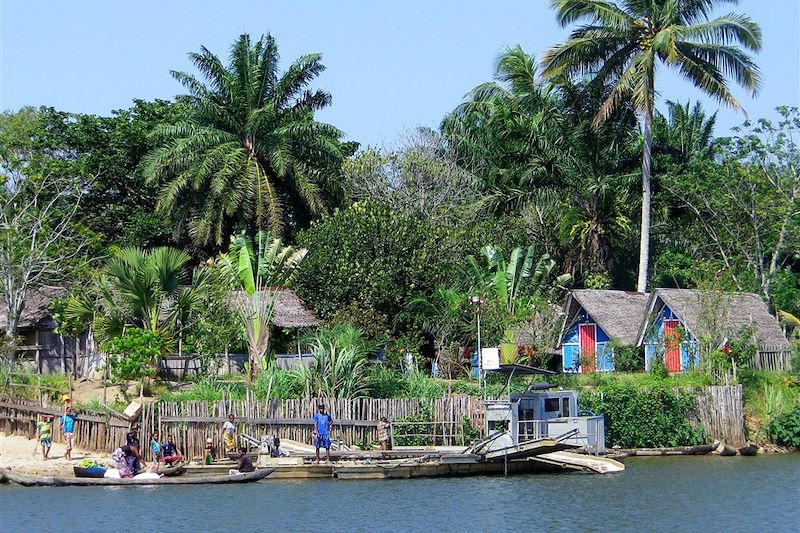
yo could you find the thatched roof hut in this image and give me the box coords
[639,288,789,349]
[0,287,66,332]
[229,289,321,329]
[268,289,322,328]
[562,290,649,346]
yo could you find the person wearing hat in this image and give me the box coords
[312,403,332,464]
[204,437,217,465]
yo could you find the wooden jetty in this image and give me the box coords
[185,437,625,479]
[1,468,272,487]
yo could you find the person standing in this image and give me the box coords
[220,413,237,455]
[377,416,391,451]
[313,403,332,464]
[150,431,162,466]
[60,406,78,460]
[36,414,53,460]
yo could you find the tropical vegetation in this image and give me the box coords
[1,10,798,448]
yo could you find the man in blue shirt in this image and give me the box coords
[60,406,78,460]
[313,403,332,464]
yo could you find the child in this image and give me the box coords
[60,406,78,460]
[36,415,53,460]
[150,431,162,466]
[204,437,217,465]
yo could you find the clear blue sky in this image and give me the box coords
[1,0,798,147]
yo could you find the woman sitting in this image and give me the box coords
[111,445,139,478]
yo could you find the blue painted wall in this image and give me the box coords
[643,303,699,371]
[562,308,614,373]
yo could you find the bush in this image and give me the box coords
[614,345,644,372]
[253,365,304,399]
[295,202,452,327]
[102,328,172,389]
[405,372,446,398]
[765,407,800,448]
[579,384,705,448]
[367,367,408,398]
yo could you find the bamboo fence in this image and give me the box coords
[0,393,485,460]
[0,384,747,458]
[692,385,746,447]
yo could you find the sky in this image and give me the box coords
[1,0,798,148]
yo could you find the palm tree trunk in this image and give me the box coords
[637,104,653,293]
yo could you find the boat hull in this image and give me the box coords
[2,468,272,487]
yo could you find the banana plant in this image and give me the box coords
[216,230,307,294]
[464,245,571,317]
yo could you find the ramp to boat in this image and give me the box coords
[535,451,625,474]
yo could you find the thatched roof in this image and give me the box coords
[641,288,789,349]
[230,289,321,328]
[270,289,321,328]
[0,287,66,331]
[563,290,649,346]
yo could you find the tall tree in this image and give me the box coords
[143,33,345,248]
[542,0,762,292]
[442,46,573,213]
[0,108,91,337]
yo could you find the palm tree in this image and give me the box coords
[654,100,717,166]
[66,247,206,343]
[542,0,761,292]
[143,33,344,248]
[442,46,572,213]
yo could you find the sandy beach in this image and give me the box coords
[0,432,112,476]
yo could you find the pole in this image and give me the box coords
[477,309,483,397]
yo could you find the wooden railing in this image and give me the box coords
[752,347,793,372]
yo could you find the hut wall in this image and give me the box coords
[643,304,699,372]
[562,309,613,373]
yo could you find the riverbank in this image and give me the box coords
[0,433,112,476]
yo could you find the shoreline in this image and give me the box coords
[0,432,112,476]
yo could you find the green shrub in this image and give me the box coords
[405,372,446,398]
[579,384,705,448]
[765,407,800,448]
[367,367,408,398]
[253,365,303,399]
[393,405,435,446]
[614,345,644,372]
[649,355,669,380]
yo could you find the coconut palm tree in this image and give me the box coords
[143,33,344,248]
[654,100,718,166]
[442,46,572,213]
[542,0,762,292]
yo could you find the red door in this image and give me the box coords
[663,320,681,372]
[579,324,596,373]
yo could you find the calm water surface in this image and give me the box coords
[1,455,798,533]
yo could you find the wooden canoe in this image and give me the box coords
[2,468,272,487]
[72,464,186,478]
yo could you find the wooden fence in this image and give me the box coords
[752,347,793,372]
[0,385,748,458]
[0,396,148,453]
[0,394,484,460]
[692,385,746,447]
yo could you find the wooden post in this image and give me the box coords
[35,329,40,374]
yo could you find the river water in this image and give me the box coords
[1,455,798,532]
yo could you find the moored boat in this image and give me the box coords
[2,468,271,487]
[73,464,186,478]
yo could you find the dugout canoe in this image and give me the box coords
[2,468,271,487]
[73,464,186,478]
